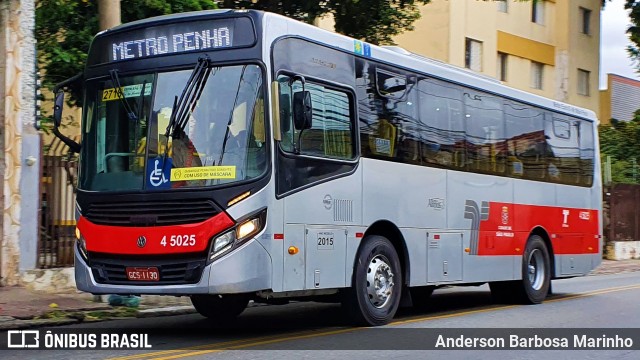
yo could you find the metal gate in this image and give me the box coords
[38,137,78,268]
[608,183,640,242]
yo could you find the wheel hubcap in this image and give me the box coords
[528,249,545,291]
[366,255,395,308]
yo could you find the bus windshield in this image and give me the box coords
[79,64,266,192]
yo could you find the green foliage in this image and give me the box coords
[626,0,640,65]
[600,115,640,184]
[35,0,218,107]
[219,0,431,45]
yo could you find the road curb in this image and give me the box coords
[136,305,197,318]
[0,318,80,331]
[0,305,197,331]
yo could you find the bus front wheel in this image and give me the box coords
[191,294,249,322]
[342,235,402,326]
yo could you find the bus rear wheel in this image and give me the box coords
[191,294,249,322]
[520,235,551,303]
[342,235,402,326]
[490,235,550,304]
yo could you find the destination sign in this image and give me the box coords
[112,27,232,61]
[88,17,256,65]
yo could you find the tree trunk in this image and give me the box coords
[98,0,121,31]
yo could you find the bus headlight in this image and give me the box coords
[212,231,235,258]
[75,229,88,261]
[208,209,266,263]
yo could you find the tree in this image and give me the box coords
[599,114,640,184]
[35,0,218,107]
[36,0,434,105]
[219,0,431,45]
[627,1,640,63]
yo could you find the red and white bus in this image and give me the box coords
[51,10,601,326]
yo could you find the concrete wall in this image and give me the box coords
[1,0,39,285]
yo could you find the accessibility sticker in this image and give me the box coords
[146,157,171,190]
[171,166,236,181]
[102,84,152,102]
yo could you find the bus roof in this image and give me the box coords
[261,11,599,122]
[94,9,598,122]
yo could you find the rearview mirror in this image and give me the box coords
[53,91,64,128]
[293,91,312,130]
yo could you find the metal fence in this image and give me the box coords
[38,137,78,268]
[607,183,640,242]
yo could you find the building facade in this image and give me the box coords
[600,74,640,124]
[318,0,601,114]
[1,0,40,285]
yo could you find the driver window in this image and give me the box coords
[277,75,355,160]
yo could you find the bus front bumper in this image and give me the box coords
[74,239,272,295]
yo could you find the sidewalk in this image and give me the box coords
[0,288,193,330]
[0,259,638,330]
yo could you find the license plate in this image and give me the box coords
[126,267,159,281]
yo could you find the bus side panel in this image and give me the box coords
[447,170,516,283]
[282,165,363,291]
[554,184,599,277]
[361,158,446,287]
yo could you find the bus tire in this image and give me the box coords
[343,235,402,326]
[191,294,249,322]
[520,235,551,304]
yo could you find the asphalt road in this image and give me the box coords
[2,272,640,359]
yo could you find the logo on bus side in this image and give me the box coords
[428,198,445,211]
[323,194,333,210]
[501,206,509,225]
[464,200,489,255]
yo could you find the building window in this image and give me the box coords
[497,0,508,13]
[465,38,483,72]
[497,52,508,81]
[531,61,544,89]
[580,7,592,35]
[532,1,545,25]
[578,69,590,96]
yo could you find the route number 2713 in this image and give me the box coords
[160,235,196,247]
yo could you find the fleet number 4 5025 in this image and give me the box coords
[160,235,196,247]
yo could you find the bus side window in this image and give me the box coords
[546,115,581,185]
[579,120,595,187]
[463,90,505,175]
[417,78,464,168]
[277,74,354,160]
[505,101,546,180]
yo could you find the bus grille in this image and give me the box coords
[90,254,207,286]
[84,199,219,226]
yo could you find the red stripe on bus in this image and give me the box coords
[274,234,284,240]
[477,203,599,255]
[77,212,235,255]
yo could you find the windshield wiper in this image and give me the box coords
[109,69,137,121]
[133,80,148,156]
[161,56,212,165]
[217,65,248,167]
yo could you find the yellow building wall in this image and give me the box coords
[296,0,599,114]
[393,1,450,62]
[561,0,600,114]
[390,0,599,114]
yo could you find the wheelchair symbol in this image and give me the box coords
[149,159,169,187]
